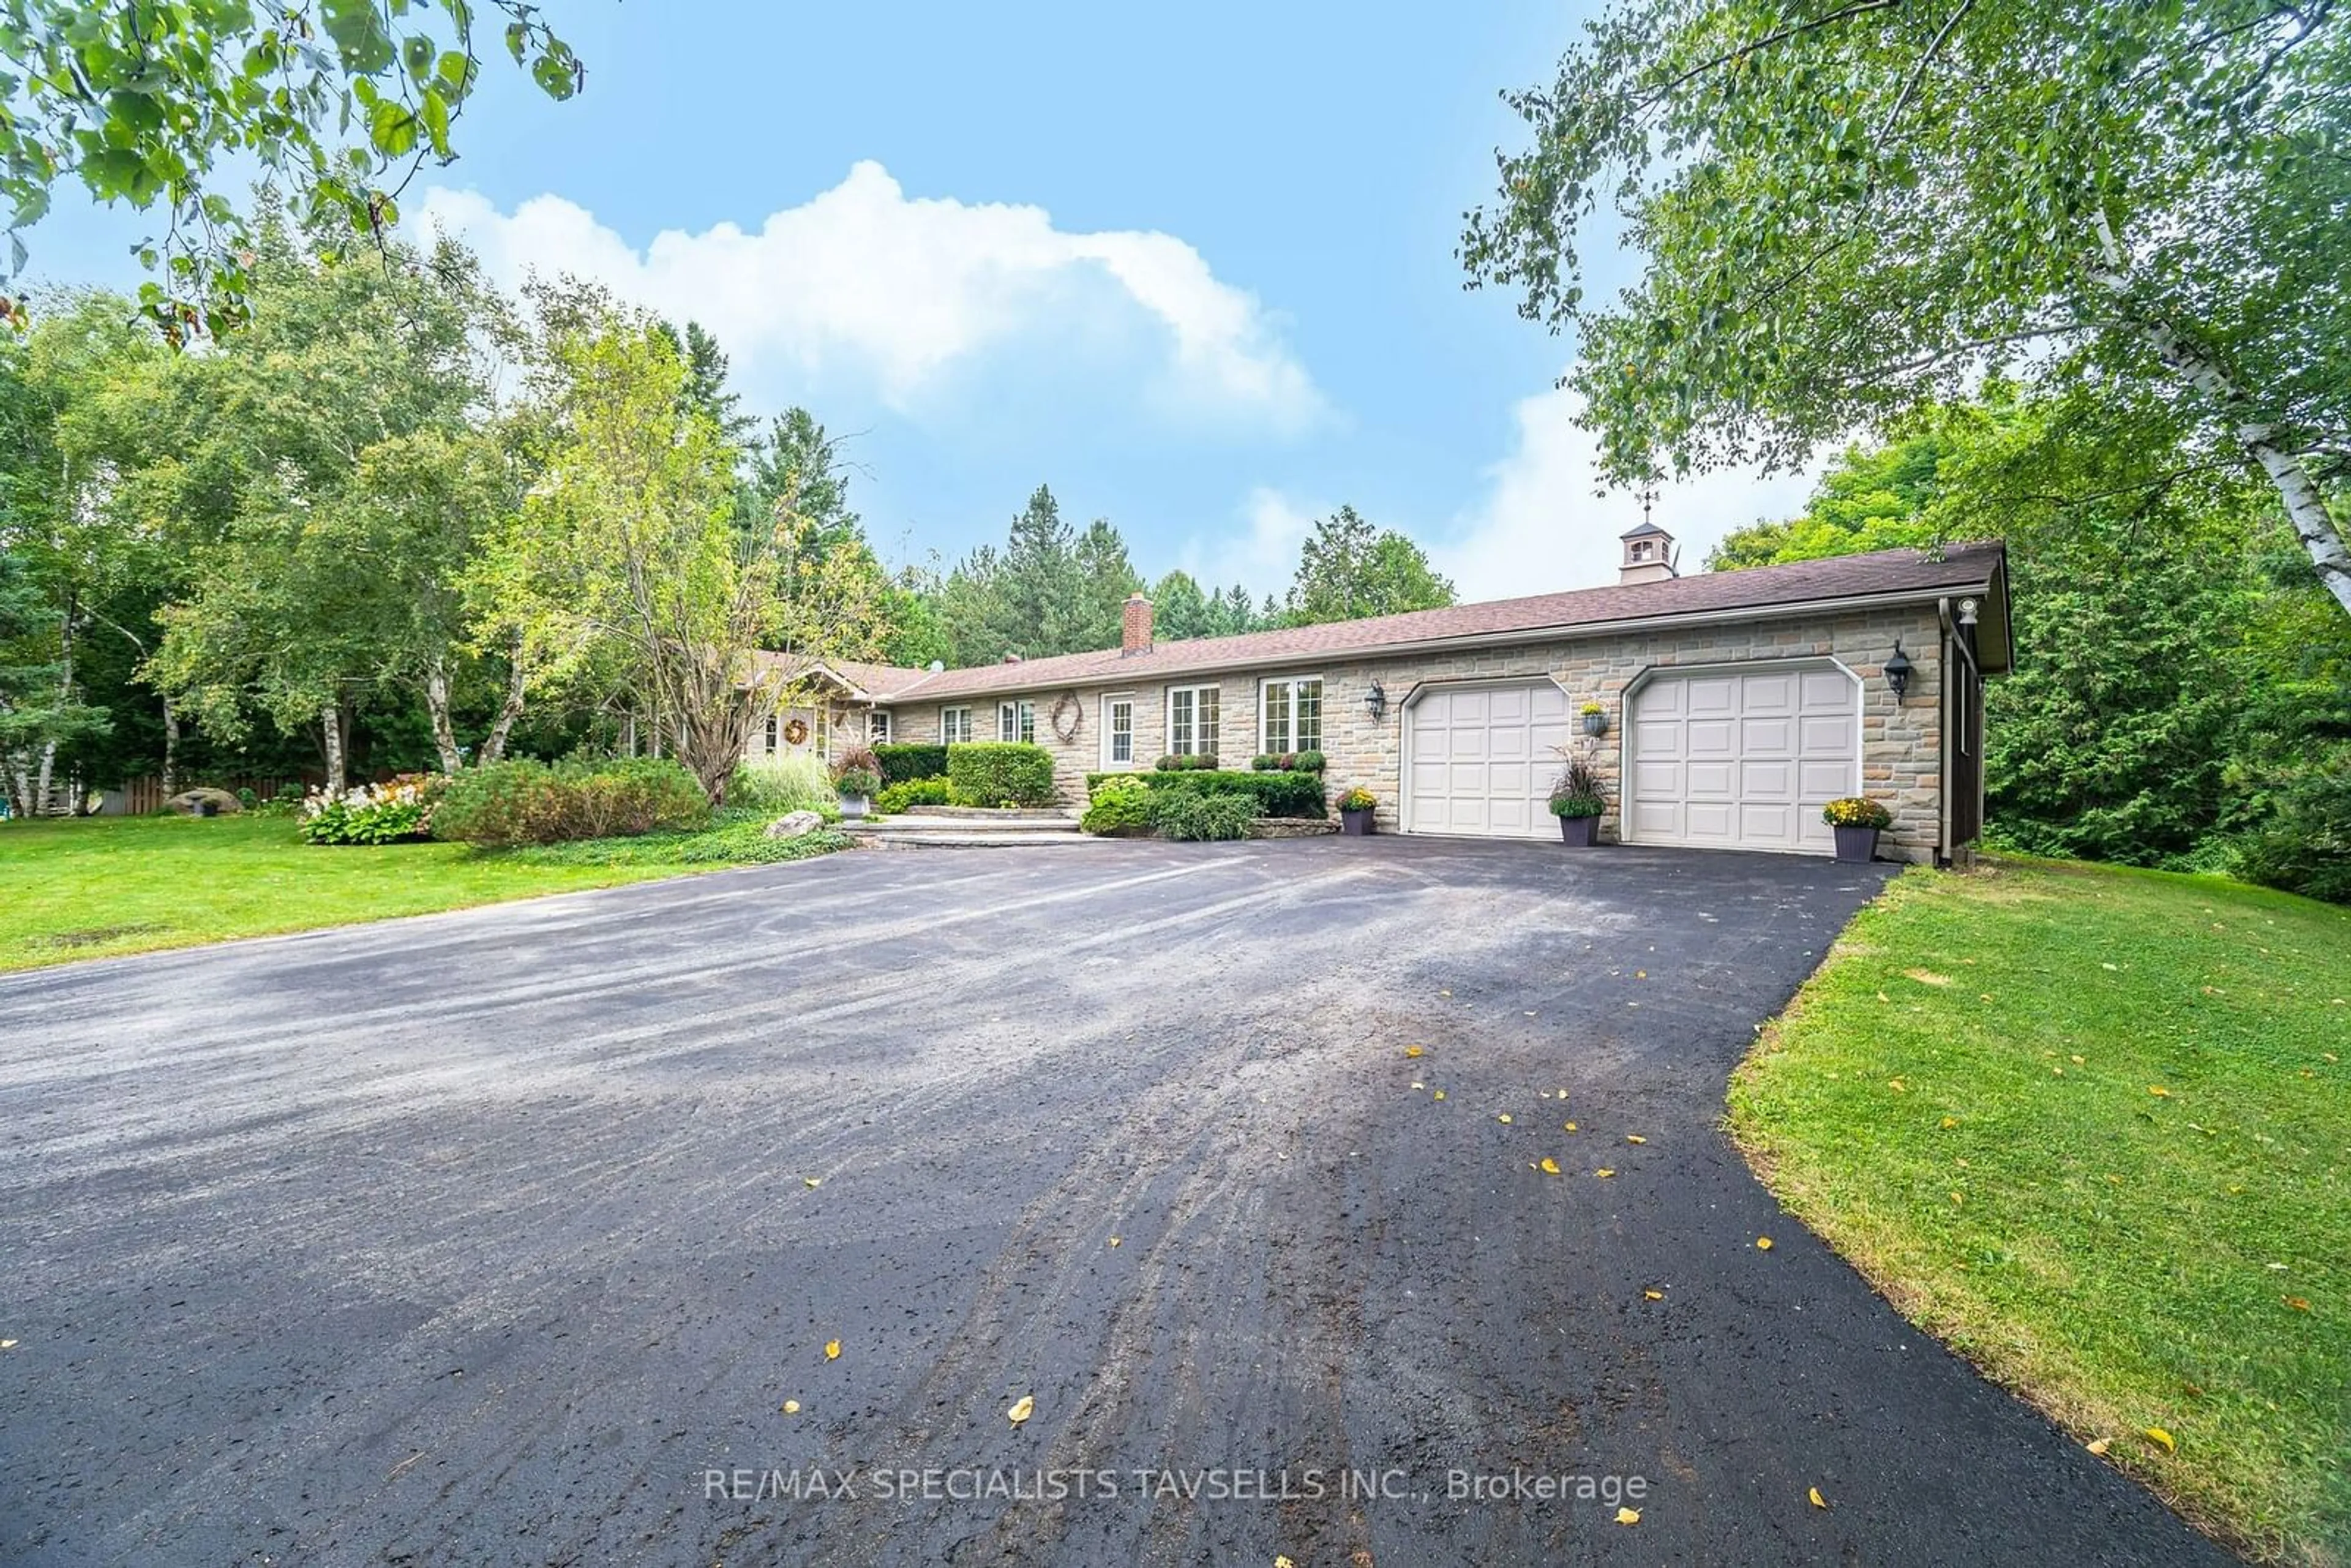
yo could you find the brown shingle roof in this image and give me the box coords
[875,541,2006,701]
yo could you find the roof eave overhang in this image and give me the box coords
[886,582,1997,700]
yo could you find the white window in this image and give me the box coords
[814,706,831,759]
[1167,685,1221,759]
[1261,675,1323,755]
[1102,695,1134,768]
[869,710,892,744]
[998,700,1035,744]
[940,706,973,746]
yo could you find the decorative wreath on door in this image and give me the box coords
[1049,691,1083,743]
[782,717,809,747]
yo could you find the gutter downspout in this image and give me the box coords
[1937,598,1955,866]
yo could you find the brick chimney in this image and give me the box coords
[1121,592,1153,655]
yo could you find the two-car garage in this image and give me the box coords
[1402,661,1862,855]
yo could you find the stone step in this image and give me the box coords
[842,811,1082,838]
[856,830,1105,849]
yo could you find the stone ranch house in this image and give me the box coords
[748,531,2013,865]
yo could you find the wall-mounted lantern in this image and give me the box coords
[1885,640,1914,700]
[1364,680,1388,721]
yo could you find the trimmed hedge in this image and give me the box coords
[948,741,1058,807]
[431,757,711,847]
[1153,753,1221,771]
[873,743,948,785]
[1250,750,1326,774]
[1151,790,1258,841]
[1085,768,1325,819]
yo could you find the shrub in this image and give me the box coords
[948,741,1057,807]
[1089,768,1324,819]
[2233,760,2351,906]
[1549,757,1607,819]
[1155,752,1220,771]
[1821,796,1893,830]
[872,743,949,784]
[299,775,448,845]
[1081,776,1153,836]
[431,758,710,847]
[1294,750,1325,774]
[875,776,953,814]
[728,752,835,813]
[1251,751,1327,774]
[1151,790,1259,841]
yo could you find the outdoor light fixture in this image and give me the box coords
[1364,680,1387,721]
[1884,640,1914,700]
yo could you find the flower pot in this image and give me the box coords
[1340,807,1374,836]
[838,793,869,820]
[1832,823,1880,863]
[1581,711,1608,737]
[1558,813,1599,846]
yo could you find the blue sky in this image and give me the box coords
[25,1,1817,603]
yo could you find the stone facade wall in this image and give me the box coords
[880,604,1949,862]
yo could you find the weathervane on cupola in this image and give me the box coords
[1618,489,1678,585]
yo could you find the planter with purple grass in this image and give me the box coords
[1548,756,1606,846]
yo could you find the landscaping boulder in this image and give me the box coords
[167,787,243,817]
[764,809,825,841]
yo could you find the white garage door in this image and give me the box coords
[1404,683,1573,838]
[1627,663,1859,853]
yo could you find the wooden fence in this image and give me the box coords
[105,775,315,816]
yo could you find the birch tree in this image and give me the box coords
[477,295,891,803]
[1461,0,2351,621]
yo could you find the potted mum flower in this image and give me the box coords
[1548,757,1607,846]
[1823,797,1893,861]
[1338,786,1377,836]
[1580,701,1609,737]
[831,745,884,820]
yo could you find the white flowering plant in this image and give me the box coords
[297,775,448,846]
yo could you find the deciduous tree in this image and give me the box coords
[1464,0,2351,621]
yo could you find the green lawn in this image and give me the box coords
[1731,858,2351,1562]
[0,811,846,972]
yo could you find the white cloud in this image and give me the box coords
[1431,384,1823,601]
[1177,486,1319,596]
[416,162,1325,433]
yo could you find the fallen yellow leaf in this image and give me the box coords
[1432,1090,1446,1101]
[804,1177,822,1188]
[783,1400,801,1415]
[1498,1113,1513,1124]
[1007,1395,1034,1425]
[2143,1427,2176,1453]
[1625,1135,1646,1145]
[2085,1438,2110,1456]
[1940,1116,1959,1129]
[1404,1045,1423,1058]
[1595,1168,1616,1179]
[1276,1557,1297,1568]
[1808,1487,1826,1509]
[1410,1081,1424,1090]
[1643,1289,1663,1300]
[1889,1079,1906,1092]
[1109,1237,1122,1247]
[2286,1297,2311,1311]
[1614,1507,1640,1525]
[1564,1121,1578,1132]
[2148,1086,2172,1098]
[1540,1158,1562,1175]
[824,1339,841,1361]
[1755,1237,1774,1251]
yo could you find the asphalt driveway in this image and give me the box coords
[0,839,2224,1566]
